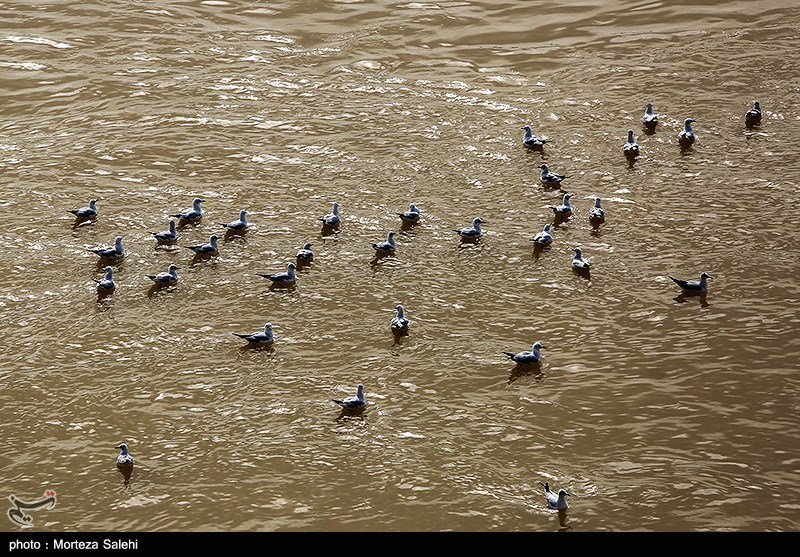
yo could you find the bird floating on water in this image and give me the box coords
[455,217,485,242]
[589,197,605,224]
[531,223,553,246]
[669,272,711,294]
[321,202,340,227]
[503,341,545,364]
[170,198,203,221]
[391,304,410,331]
[678,118,696,148]
[233,322,274,345]
[184,235,219,255]
[116,443,134,484]
[88,235,124,260]
[150,220,178,245]
[745,100,762,128]
[541,482,569,510]
[93,266,116,291]
[398,203,421,225]
[257,263,297,286]
[147,264,179,285]
[548,194,573,217]
[623,129,640,159]
[68,199,97,219]
[372,231,397,255]
[521,125,548,151]
[571,247,590,269]
[332,384,366,410]
[540,163,570,186]
[296,242,314,264]
[642,103,658,133]
[219,210,248,232]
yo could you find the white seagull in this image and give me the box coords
[745,100,762,128]
[146,264,179,285]
[184,235,219,255]
[623,129,640,158]
[521,125,548,150]
[589,197,605,222]
[531,223,553,246]
[296,243,314,263]
[669,272,711,294]
[219,210,248,231]
[93,266,116,291]
[116,443,134,468]
[372,231,397,255]
[398,203,421,225]
[548,194,573,217]
[332,384,366,409]
[321,202,340,227]
[503,341,545,364]
[455,217,485,241]
[539,163,570,186]
[677,118,696,148]
[571,247,590,269]
[642,103,658,132]
[68,199,97,219]
[256,263,297,286]
[541,482,569,510]
[150,220,178,245]
[88,235,124,260]
[391,304,410,331]
[232,322,274,344]
[170,198,203,221]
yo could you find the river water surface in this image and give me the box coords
[1,0,799,532]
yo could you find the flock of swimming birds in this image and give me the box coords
[97,100,764,509]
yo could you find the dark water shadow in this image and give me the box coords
[176,218,202,230]
[223,229,248,243]
[508,362,543,385]
[147,283,178,298]
[392,328,409,346]
[268,282,297,293]
[556,509,571,531]
[334,406,367,422]
[71,217,97,229]
[117,463,133,486]
[532,243,551,261]
[551,213,571,228]
[320,224,340,237]
[573,266,591,281]
[674,292,709,308]
[95,256,124,269]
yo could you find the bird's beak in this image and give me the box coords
[540,345,547,348]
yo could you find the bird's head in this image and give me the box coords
[701,272,712,279]
[533,342,546,350]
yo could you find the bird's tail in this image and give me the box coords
[145,275,157,281]
[232,333,249,339]
[92,279,102,285]
[668,276,684,286]
[502,352,517,359]
[540,481,550,492]
[255,273,272,279]
[67,210,78,215]
[218,223,228,228]
[168,214,181,219]
[331,399,344,406]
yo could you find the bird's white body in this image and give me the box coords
[678,118,696,147]
[147,264,179,285]
[623,129,640,157]
[589,197,605,221]
[151,220,178,244]
[233,323,274,344]
[642,103,658,130]
[186,235,219,255]
[89,236,124,260]
[456,217,484,240]
[503,342,544,364]
[333,384,366,409]
[391,305,410,330]
[549,194,573,216]
[322,202,340,226]
[258,263,297,284]
[399,203,421,224]
[373,231,397,254]
[540,164,569,185]
[69,199,97,219]
[532,224,553,246]
[296,243,314,262]
[172,198,203,221]
[220,210,248,231]
[522,125,547,150]
[94,266,116,290]
[572,248,590,269]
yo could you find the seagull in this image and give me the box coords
[571,247,590,269]
[184,235,219,255]
[146,264,179,285]
[677,118,696,148]
[68,199,97,219]
[116,443,134,468]
[539,163,570,186]
[669,272,711,294]
[623,129,640,158]
[296,242,314,263]
[642,103,658,132]
[391,304,410,331]
[548,194,573,217]
[150,220,178,245]
[170,198,203,221]
[541,482,569,510]
[521,125,548,151]
[398,203,421,225]
[745,100,762,128]
[93,266,116,291]
[321,202,340,227]
[589,197,605,222]
[88,235,124,260]
[219,210,248,231]
[232,322,274,344]
[332,384,366,409]
[503,342,545,364]
[372,231,397,255]
[256,263,297,286]
[531,223,553,246]
[454,217,485,241]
